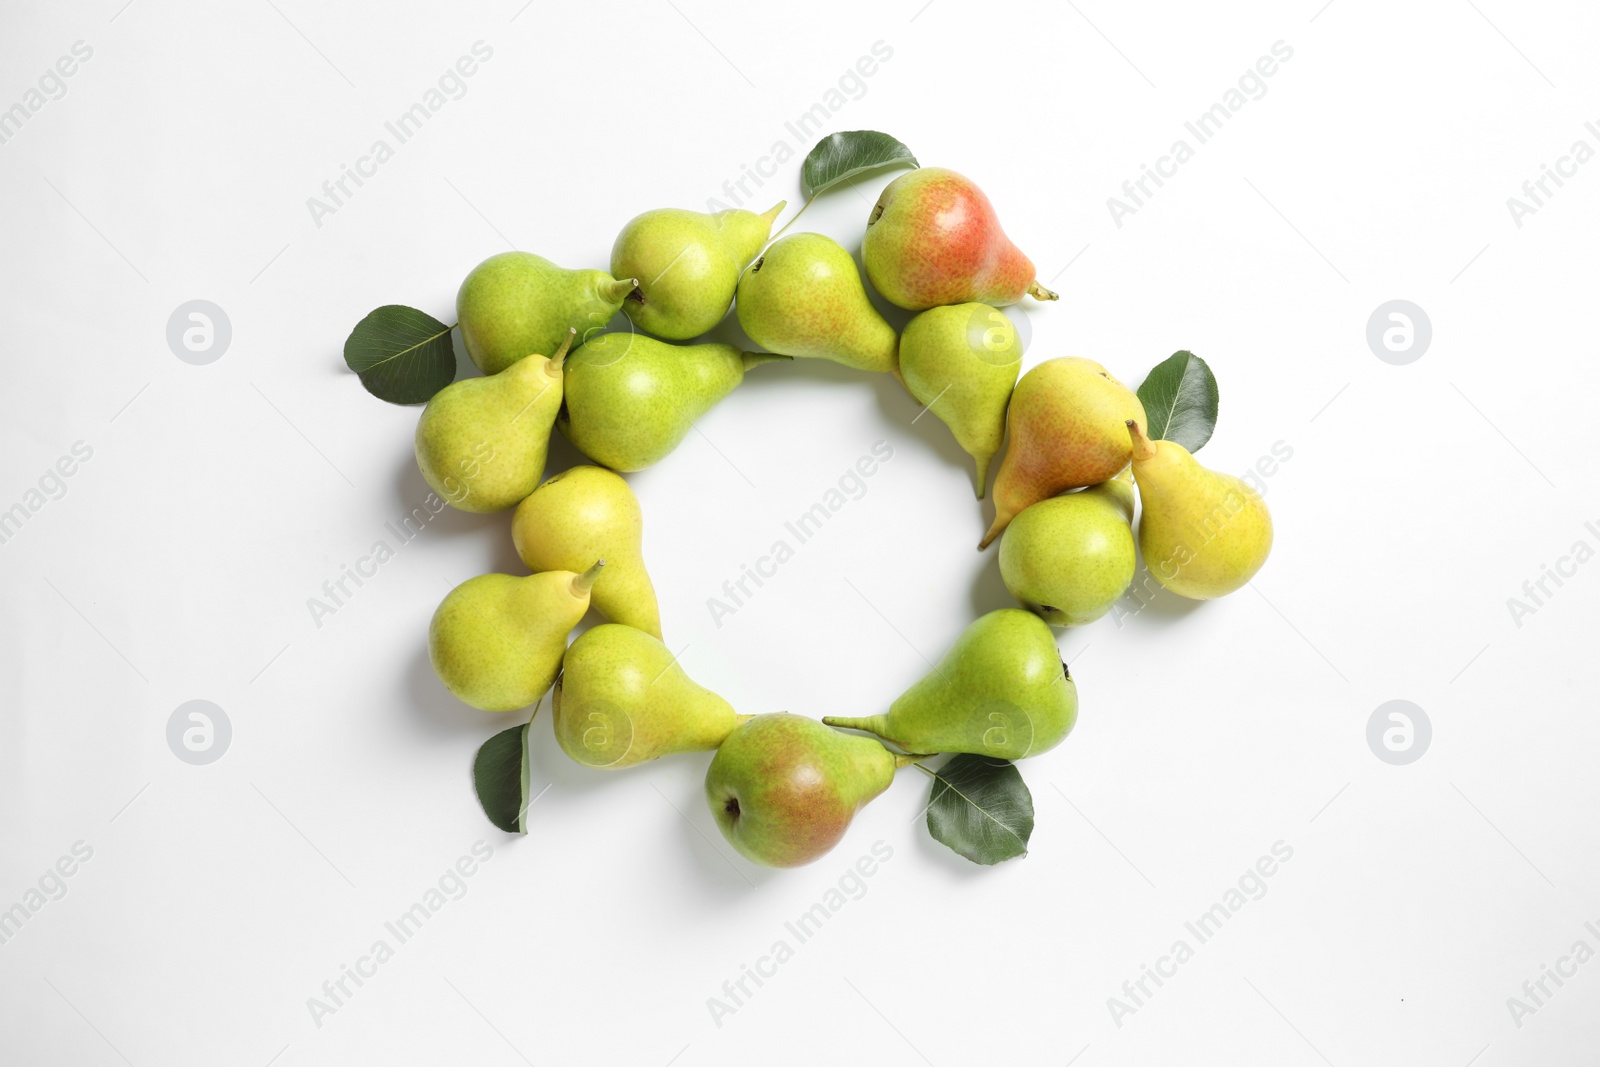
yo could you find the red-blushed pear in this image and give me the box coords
[706,714,916,868]
[980,358,1147,549]
[862,168,1059,311]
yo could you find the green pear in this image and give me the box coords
[511,465,662,638]
[706,714,913,868]
[1127,421,1273,599]
[999,480,1136,627]
[428,562,603,712]
[981,358,1147,548]
[556,333,787,472]
[457,252,637,376]
[611,203,784,340]
[552,624,745,767]
[414,330,573,514]
[898,303,1022,497]
[825,609,1076,759]
[735,233,898,375]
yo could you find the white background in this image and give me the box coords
[2,0,1597,1064]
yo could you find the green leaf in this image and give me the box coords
[800,131,918,200]
[925,755,1034,865]
[343,305,457,405]
[1137,350,1219,453]
[473,722,532,834]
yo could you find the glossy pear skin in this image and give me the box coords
[552,624,743,767]
[898,303,1022,497]
[999,481,1136,627]
[414,333,571,514]
[862,168,1059,311]
[706,714,901,868]
[1128,422,1273,599]
[735,233,898,374]
[981,358,1147,548]
[825,610,1076,759]
[611,203,783,340]
[511,466,662,638]
[457,252,635,376]
[428,564,600,712]
[556,333,786,472]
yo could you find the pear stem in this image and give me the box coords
[767,193,817,246]
[1027,280,1060,302]
[1126,419,1157,463]
[569,559,605,597]
[758,200,787,227]
[741,351,792,371]
[599,276,639,304]
[971,453,993,500]
[547,328,577,375]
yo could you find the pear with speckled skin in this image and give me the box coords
[414,330,574,514]
[512,466,662,638]
[457,253,636,376]
[1127,421,1272,599]
[980,358,1146,548]
[428,562,603,712]
[612,203,785,340]
[556,333,788,472]
[553,624,746,767]
[706,714,911,868]
[898,303,1022,497]
[999,472,1136,627]
[825,609,1076,759]
[735,233,898,374]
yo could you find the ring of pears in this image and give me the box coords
[418,167,1271,868]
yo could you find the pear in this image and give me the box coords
[825,609,1076,759]
[556,333,787,472]
[457,253,636,376]
[552,624,745,768]
[706,714,913,868]
[1127,421,1273,599]
[428,562,603,712]
[898,303,1022,497]
[414,330,574,514]
[511,465,662,638]
[980,358,1147,548]
[999,480,1136,627]
[862,168,1058,311]
[611,202,784,340]
[735,233,898,375]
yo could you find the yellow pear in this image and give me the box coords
[511,466,662,638]
[1127,421,1272,599]
[428,562,603,712]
